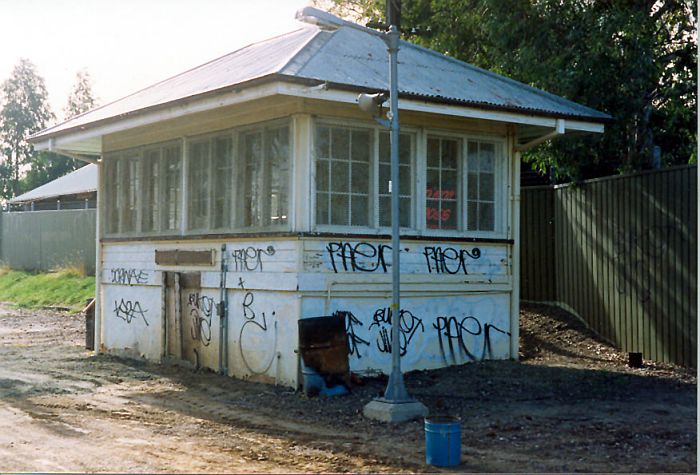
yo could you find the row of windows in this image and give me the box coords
[314,125,501,233]
[103,119,505,237]
[104,123,289,235]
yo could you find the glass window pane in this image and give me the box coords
[352,130,370,162]
[441,139,458,169]
[399,165,411,196]
[379,132,390,161]
[379,196,391,227]
[466,141,477,172]
[351,195,368,226]
[316,192,329,225]
[268,127,289,225]
[399,134,411,164]
[479,173,495,201]
[330,194,348,225]
[333,160,349,193]
[332,128,349,160]
[212,136,233,229]
[442,170,457,198]
[426,199,440,229]
[188,140,210,230]
[481,143,495,172]
[427,138,440,167]
[441,200,457,230]
[379,163,390,194]
[479,202,495,230]
[351,162,369,193]
[163,145,181,232]
[317,127,330,158]
[467,201,478,230]
[399,197,411,227]
[316,160,329,192]
[468,173,479,200]
[426,169,440,193]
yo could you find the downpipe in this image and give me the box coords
[218,244,229,375]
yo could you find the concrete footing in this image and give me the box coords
[363,398,428,423]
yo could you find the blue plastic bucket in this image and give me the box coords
[425,416,461,467]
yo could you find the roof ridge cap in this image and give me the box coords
[275,27,325,75]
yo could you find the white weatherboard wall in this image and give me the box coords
[100,236,514,388]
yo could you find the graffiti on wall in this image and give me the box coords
[325,241,485,274]
[334,310,370,359]
[433,315,510,363]
[369,307,425,356]
[110,268,149,285]
[423,246,481,274]
[238,281,277,375]
[326,242,393,273]
[332,302,510,365]
[187,292,214,346]
[230,246,276,272]
[114,299,149,326]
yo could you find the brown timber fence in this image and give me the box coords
[521,165,697,367]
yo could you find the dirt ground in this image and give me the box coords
[0,303,695,473]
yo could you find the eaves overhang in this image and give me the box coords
[30,74,609,155]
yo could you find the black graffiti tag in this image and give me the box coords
[114,299,149,326]
[333,310,370,359]
[188,292,214,346]
[369,307,424,356]
[230,246,275,272]
[241,291,271,332]
[433,315,510,362]
[326,242,391,273]
[423,246,481,274]
[110,268,148,285]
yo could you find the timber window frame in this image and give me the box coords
[313,120,417,233]
[103,119,291,238]
[312,119,507,238]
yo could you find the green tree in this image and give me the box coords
[321,0,697,181]
[0,59,54,198]
[23,70,99,191]
[63,69,97,120]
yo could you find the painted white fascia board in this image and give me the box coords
[32,82,285,153]
[277,83,605,133]
[33,80,605,155]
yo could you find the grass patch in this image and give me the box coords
[0,268,95,311]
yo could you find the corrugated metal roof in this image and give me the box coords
[9,164,97,203]
[32,10,610,141]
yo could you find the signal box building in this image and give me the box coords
[31,9,609,387]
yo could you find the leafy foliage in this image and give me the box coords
[0,59,54,198]
[25,70,99,191]
[64,70,97,120]
[320,0,697,181]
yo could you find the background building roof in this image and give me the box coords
[9,164,97,204]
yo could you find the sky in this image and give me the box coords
[0,0,314,123]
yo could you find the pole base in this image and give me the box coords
[363,397,428,423]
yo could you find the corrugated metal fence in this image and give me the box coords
[521,165,697,367]
[0,209,96,275]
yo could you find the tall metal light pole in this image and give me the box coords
[361,5,428,424]
[295,3,427,423]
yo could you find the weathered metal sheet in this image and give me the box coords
[521,165,697,368]
[9,164,96,204]
[0,209,96,274]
